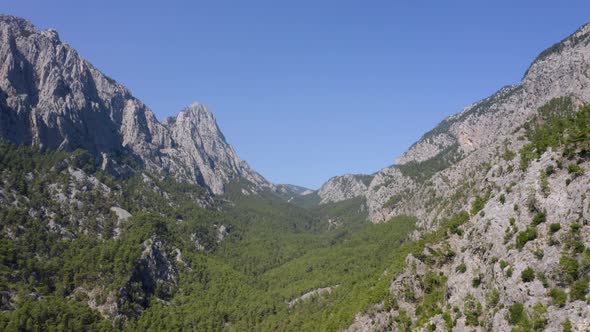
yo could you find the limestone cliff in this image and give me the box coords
[0,15,271,195]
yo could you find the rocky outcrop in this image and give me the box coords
[317,174,372,204]
[80,237,183,318]
[347,145,590,331]
[276,184,314,196]
[370,23,590,223]
[0,15,271,195]
[345,22,590,331]
[317,23,590,224]
[288,286,338,308]
[162,103,269,194]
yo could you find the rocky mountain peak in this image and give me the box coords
[0,15,35,34]
[185,101,210,113]
[0,15,60,44]
[172,102,226,140]
[163,101,271,195]
[0,15,271,195]
[174,102,212,121]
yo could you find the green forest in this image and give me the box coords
[3,97,590,331]
[0,141,424,331]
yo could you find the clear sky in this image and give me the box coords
[5,1,590,188]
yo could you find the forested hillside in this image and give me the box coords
[0,141,422,330]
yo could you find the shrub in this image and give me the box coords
[471,193,490,215]
[549,288,567,307]
[507,303,526,325]
[503,148,516,161]
[442,311,453,330]
[464,295,482,326]
[394,310,412,330]
[563,318,572,332]
[455,263,467,273]
[521,267,535,282]
[540,170,550,196]
[570,222,581,233]
[573,241,585,254]
[499,194,506,204]
[447,211,469,236]
[532,212,546,226]
[422,272,445,294]
[516,227,538,250]
[486,289,500,308]
[520,144,537,170]
[537,272,549,288]
[472,274,483,288]
[499,260,508,269]
[559,256,579,284]
[570,277,589,301]
[545,164,555,175]
[530,303,548,330]
[549,223,561,233]
[567,164,584,176]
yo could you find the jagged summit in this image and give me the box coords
[0,14,35,31]
[0,15,271,195]
[0,14,60,41]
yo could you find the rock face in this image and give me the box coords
[344,22,590,331]
[317,174,372,204]
[347,147,590,331]
[276,184,314,196]
[0,15,270,195]
[318,23,590,224]
[162,103,269,194]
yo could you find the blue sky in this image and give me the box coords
[5,1,590,188]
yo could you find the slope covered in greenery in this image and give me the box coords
[0,141,421,331]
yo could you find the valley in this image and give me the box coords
[1,13,590,332]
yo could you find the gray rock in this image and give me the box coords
[0,15,271,195]
[319,23,590,224]
[317,174,372,204]
[344,22,590,331]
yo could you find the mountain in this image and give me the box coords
[340,24,590,331]
[320,23,590,226]
[2,14,590,332]
[0,14,270,195]
[317,174,373,204]
[276,184,314,196]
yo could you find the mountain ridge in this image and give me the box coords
[0,14,271,195]
[318,20,590,225]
